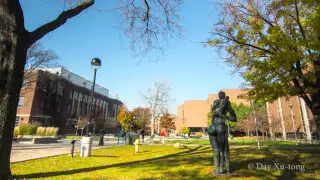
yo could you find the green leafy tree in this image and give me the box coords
[179,127,190,135]
[207,0,320,130]
[207,111,212,127]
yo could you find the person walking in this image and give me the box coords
[141,129,145,143]
[98,130,104,146]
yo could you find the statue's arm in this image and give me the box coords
[212,100,222,116]
[226,102,237,122]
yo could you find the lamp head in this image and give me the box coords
[91,58,101,68]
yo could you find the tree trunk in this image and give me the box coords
[299,97,312,142]
[151,111,155,135]
[277,98,287,141]
[0,1,28,178]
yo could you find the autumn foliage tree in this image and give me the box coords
[207,0,320,131]
[117,105,133,132]
[160,112,175,133]
[131,107,151,131]
[0,0,182,177]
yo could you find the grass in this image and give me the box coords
[11,145,320,180]
[166,139,320,147]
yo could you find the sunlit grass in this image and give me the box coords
[11,145,320,180]
[166,139,320,147]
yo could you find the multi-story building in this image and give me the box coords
[175,89,249,133]
[175,89,318,136]
[16,68,122,134]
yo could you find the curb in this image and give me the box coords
[11,144,125,164]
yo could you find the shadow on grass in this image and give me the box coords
[90,155,119,158]
[13,146,320,180]
[13,146,203,179]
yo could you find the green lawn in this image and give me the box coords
[11,145,320,180]
[166,139,320,147]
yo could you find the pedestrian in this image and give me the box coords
[70,140,76,158]
[98,130,104,146]
[141,129,145,143]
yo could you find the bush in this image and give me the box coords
[53,127,59,136]
[196,132,203,138]
[19,125,28,135]
[36,127,46,136]
[179,127,190,135]
[26,124,38,135]
[44,127,53,136]
[14,126,20,136]
[16,124,38,135]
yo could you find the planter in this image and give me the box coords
[32,137,58,144]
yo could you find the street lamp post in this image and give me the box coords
[80,58,101,158]
[86,58,102,136]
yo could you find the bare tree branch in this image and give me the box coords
[28,0,94,46]
[140,80,171,134]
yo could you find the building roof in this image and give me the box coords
[37,67,109,98]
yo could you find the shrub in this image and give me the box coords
[44,127,53,136]
[179,127,190,135]
[196,132,203,138]
[14,126,20,136]
[19,125,28,135]
[53,127,59,136]
[16,124,38,135]
[36,127,46,136]
[26,124,37,135]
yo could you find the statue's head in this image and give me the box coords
[218,91,226,99]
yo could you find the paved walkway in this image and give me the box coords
[11,140,121,163]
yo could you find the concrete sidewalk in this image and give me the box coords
[11,140,122,163]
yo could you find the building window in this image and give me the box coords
[74,91,78,100]
[58,83,64,96]
[40,101,44,109]
[15,117,20,126]
[68,104,71,114]
[69,90,73,99]
[18,97,24,107]
[21,78,28,88]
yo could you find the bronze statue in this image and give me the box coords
[208,91,236,175]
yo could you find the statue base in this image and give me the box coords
[211,171,238,177]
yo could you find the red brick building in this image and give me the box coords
[16,68,122,135]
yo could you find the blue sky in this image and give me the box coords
[20,0,245,114]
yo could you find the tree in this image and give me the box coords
[0,0,182,177]
[23,43,60,89]
[179,126,190,135]
[117,104,133,132]
[207,0,320,131]
[131,107,151,131]
[141,81,171,135]
[160,111,175,134]
[75,116,88,136]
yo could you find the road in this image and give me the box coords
[11,139,121,163]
